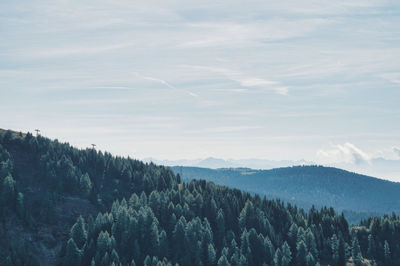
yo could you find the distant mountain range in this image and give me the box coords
[171,165,400,223]
[146,156,400,181]
[3,128,399,265]
[144,157,313,170]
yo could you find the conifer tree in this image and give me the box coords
[264,236,275,263]
[207,244,217,265]
[367,234,376,259]
[64,238,81,266]
[71,216,87,249]
[2,174,16,207]
[216,209,226,249]
[305,228,318,259]
[273,247,282,266]
[158,230,168,259]
[351,237,363,266]
[281,241,292,266]
[305,252,315,266]
[384,240,391,266]
[296,240,307,266]
[217,254,231,266]
[16,192,25,219]
[331,234,339,265]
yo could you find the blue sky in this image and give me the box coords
[1,0,400,178]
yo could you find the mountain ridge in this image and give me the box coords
[1,128,400,265]
[171,165,400,216]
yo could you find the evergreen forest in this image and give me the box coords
[0,129,399,266]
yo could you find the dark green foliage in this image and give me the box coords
[2,174,16,206]
[0,129,178,264]
[207,243,217,265]
[331,234,339,265]
[2,129,400,266]
[281,242,292,266]
[80,173,93,195]
[65,238,81,266]
[217,254,231,266]
[71,216,87,249]
[57,181,368,266]
[173,166,400,221]
[384,241,391,266]
[16,192,25,218]
[273,247,282,266]
[296,240,307,265]
[351,237,363,266]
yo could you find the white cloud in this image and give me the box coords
[317,143,371,164]
[394,147,400,158]
[238,78,277,87]
[182,65,288,95]
[133,72,199,97]
[233,77,288,95]
[379,72,400,84]
[184,125,264,134]
[1,0,399,178]
[178,19,330,48]
[27,43,134,58]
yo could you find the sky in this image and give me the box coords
[1,0,400,179]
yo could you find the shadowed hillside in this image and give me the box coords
[1,128,400,265]
[171,166,400,215]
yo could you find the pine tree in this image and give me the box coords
[367,234,376,259]
[306,252,315,266]
[264,236,275,264]
[240,229,254,265]
[331,234,339,265]
[172,216,187,263]
[99,251,109,266]
[97,231,112,255]
[130,259,136,266]
[217,255,231,266]
[79,173,92,195]
[207,244,217,265]
[64,238,81,266]
[281,241,292,266]
[158,230,168,259]
[216,209,226,249]
[149,221,160,251]
[143,255,152,266]
[384,240,391,266]
[2,174,16,207]
[273,248,282,266]
[16,192,25,219]
[351,237,363,266]
[110,249,120,265]
[70,216,87,249]
[288,223,298,255]
[296,240,307,266]
[305,229,318,260]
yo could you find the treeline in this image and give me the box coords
[172,166,400,217]
[0,129,399,265]
[0,129,178,265]
[61,183,347,266]
[0,129,178,219]
[61,181,400,266]
[0,142,25,220]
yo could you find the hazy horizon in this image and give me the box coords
[2,1,400,264]
[1,0,400,180]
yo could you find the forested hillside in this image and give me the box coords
[171,166,400,216]
[0,129,399,266]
